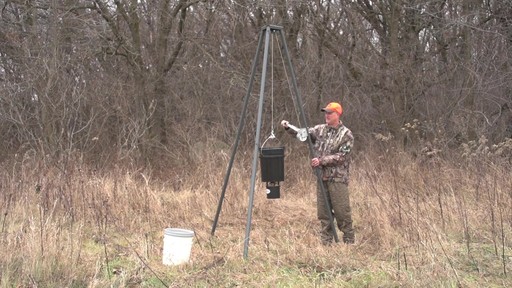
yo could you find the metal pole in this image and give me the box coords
[243,26,272,259]
[211,28,265,236]
[277,29,340,243]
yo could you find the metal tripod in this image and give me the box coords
[210,25,339,259]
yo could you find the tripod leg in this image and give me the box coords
[243,26,273,259]
[277,28,339,243]
[211,26,265,236]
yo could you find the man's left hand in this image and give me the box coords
[311,157,321,167]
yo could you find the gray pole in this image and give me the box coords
[211,27,265,236]
[277,28,340,243]
[243,26,272,259]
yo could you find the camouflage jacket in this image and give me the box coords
[288,122,354,184]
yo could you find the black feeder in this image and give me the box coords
[259,147,285,199]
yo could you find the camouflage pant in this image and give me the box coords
[317,181,354,244]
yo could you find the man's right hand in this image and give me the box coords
[281,120,289,128]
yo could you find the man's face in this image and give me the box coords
[324,111,340,126]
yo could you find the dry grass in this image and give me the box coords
[0,145,511,287]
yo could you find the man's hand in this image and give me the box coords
[311,157,321,167]
[281,120,289,128]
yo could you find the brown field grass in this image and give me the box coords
[0,144,511,287]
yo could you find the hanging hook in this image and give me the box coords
[261,132,275,149]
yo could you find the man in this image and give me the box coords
[281,102,355,245]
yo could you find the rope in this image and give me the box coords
[270,32,275,139]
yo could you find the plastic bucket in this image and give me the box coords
[162,228,194,265]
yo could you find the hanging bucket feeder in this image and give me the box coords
[260,144,284,199]
[259,146,285,182]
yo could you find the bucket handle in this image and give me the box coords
[261,131,282,153]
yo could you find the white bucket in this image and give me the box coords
[162,228,195,266]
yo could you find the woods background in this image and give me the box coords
[1,0,511,169]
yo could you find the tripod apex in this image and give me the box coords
[262,25,284,31]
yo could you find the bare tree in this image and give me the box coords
[1,0,511,167]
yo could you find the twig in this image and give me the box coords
[102,212,111,280]
[498,197,507,276]
[434,233,462,287]
[131,247,168,287]
[1,193,13,234]
[116,229,168,287]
